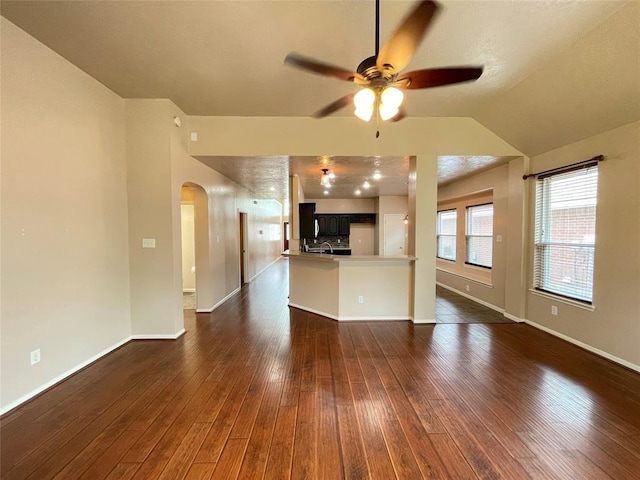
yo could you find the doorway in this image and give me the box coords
[383,214,407,255]
[283,222,290,251]
[239,212,249,284]
[181,187,197,309]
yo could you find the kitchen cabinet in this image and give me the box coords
[315,214,351,236]
[339,215,350,235]
[349,213,376,224]
[316,215,328,236]
[299,203,316,239]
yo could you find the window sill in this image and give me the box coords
[528,289,595,312]
[436,267,493,287]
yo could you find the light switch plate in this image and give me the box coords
[142,238,156,248]
[190,132,198,141]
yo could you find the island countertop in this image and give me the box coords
[282,250,417,262]
[284,250,416,321]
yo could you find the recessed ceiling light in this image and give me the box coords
[324,190,329,195]
[363,181,370,189]
[269,187,275,191]
[373,170,382,180]
[355,189,361,195]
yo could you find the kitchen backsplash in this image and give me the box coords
[304,235,350,247]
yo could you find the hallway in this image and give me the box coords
[3,259,640,479]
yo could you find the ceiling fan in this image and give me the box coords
[284,0,483,129]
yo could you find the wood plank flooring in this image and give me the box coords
[3,258,640,479]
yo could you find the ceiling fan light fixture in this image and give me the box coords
[354,88,375,121]
[379,87,404,120]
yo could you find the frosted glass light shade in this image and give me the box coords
[379,87,404,120]
[354,88,375,122]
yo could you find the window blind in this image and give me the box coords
[466,204,493,268]
[533,165,598,303]
[437,209,457,260]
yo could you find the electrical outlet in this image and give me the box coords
[466,285,470,292]
[358,295,364,304]
[30,349,41,365]
[551,305,558,316]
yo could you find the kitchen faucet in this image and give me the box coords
[320,242,333,254]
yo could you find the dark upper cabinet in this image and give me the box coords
[314,213,351,236]
[349,213,376,224]
[339,215,350,235]
[299,203,316,239]
[328,215,339,235]
[316,215,328,236]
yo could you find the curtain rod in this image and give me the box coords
[523,155,604,180]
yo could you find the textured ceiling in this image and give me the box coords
[1,1,630,120]
[192,155,513,203]
[2,0,637,199]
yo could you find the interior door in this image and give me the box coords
[383,214,407,255]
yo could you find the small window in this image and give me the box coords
[533,166,598,303]
[466,204,494,268]
[437,209,457,261]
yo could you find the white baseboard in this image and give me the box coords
[436,282,504,314]
[289,303,339,321]
[131,328,186,340]
[248,256,282,283]
[412,318,437,324]
[0,336,131,416]
[523,319,640,374]
[289,303,412,322]
[503,312,526,323]
[196,288,240,313]
[337,316,411,322]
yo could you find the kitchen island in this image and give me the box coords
[282,250,417,321]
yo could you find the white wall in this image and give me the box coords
[180,204,196,291]
[437,165,509,309]
[525,121,640,369]
[311,198,375,213]
[1,19,131,411]
[0,21,284,412]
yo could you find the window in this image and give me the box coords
[466,204,493,268]
[437,209,457,260]
[533,166,598,303]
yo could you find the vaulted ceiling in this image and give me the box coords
[2,0,638,200]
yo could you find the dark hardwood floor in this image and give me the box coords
[3,258,640,479]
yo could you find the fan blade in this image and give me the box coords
[376,1,440,75]
[397,66,483,89]
[312,94,355,118]
[285,53,363,83]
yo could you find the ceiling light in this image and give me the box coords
[320,168,333,187]
[363,181,370,189]
[381,87,403,108]
[324,190,329,195]
[355,189,361,195]
[354,88,375,122]
[353,87,404,122]
[373,170,382,180]
[269,187,275,192]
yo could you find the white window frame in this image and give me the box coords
[533,165,598,304]
[436,209,457,261]
[465,203,494,269]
